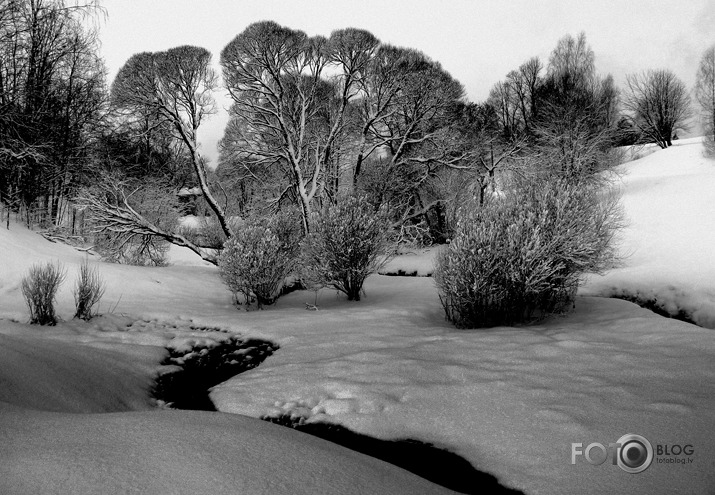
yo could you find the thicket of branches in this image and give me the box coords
[73,258,105,320]
[21,261,66,325]
[75,173,216,265]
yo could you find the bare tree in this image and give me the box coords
[487,80,521,140]
[624,69,692,148]
[111,46,232,237]
[696,46,715,155]
[220,22,465,234]
[547,32,595,91]
[324,28,380,198]
[220,21,341,235]
[597,74,620,131]
[538,32,605,128]
[0,0,105,227]
[352,45,466,230]
[523,33,621,182]
[489,57,543,141]
[505,57,543,135]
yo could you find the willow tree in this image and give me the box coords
[110,45,232,239]
[77,45,225,265]
[219,23,328,236]
[220,22,378,234]
[350,44,467,239]
[220,22,466,235]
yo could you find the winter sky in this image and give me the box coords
[96,0,715,165]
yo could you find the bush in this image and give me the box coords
[21,261,66,325]
[73,259,106,320]
[434,179,621,328]
[301,194,396,301]
[218,211,301,309]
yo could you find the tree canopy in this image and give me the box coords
[624,69,692,149]
[219,21,466,235]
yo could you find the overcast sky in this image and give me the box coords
[97,0,715,165]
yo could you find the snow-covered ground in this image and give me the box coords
[1,137,715,494]
[0,227,453,494]
[583,137,715,329]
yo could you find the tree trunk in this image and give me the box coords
[353,152,364,185]
[175,120,234,241]
[297,185,311,235]
[193,154,233,239]
[434,201,447,243]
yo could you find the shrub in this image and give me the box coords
[301,194,396,301]
[73,259,106,320]
[21,261,66,325]
[434,179,622,328]
[218,211,301,309]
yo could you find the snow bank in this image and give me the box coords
[0,314,453,494]
[583,137,715,328]
[0,405,452,495]
[0,329,158,413]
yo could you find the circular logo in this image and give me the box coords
[617,434,653,473]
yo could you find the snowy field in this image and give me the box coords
[1,138,715,494]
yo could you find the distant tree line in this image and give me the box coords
[486,32,696,155]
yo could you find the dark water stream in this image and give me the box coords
[152,334,524,495]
